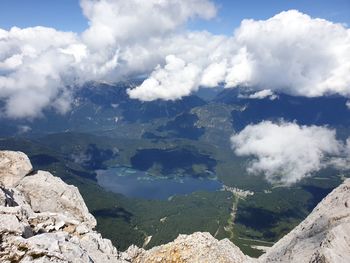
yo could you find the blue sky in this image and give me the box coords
[192,0,350,34]
[0,0,86,32]
[0,0,349,34]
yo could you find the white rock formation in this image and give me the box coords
[259,178,350,263]
[125,232,249,263]
[0,151,32,187]
[0,151,126,263]
[17,170,96,228]
[0,150,349,263]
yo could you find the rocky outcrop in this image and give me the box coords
[0,150,349,263]
[17,170,96,228]
[0,151,126,263]
[0,151,32,187]
[125,232,249,263]
[259,178,350,263]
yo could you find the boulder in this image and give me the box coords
[16,170,96,228]
[79,232,123,263]
[131,232,249,263]
[0,151,32,187]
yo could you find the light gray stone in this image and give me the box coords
[16,170,96,228]
[0,214,24,235]
[131,232,249,263]
[0,188,7,206]
[79,232,123,263]
[259,179,350,263]
[0,151,32,187]
[0,151,126,263]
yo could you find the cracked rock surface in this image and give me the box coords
[0,151,126,263]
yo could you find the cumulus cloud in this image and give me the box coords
[226,10,350,97]
[200,61,227,87]
[239,89,277,100]
[0,0,217,118]
[80,0,217,49]
[130,10,350,101]
[230,121,343,185]
[1,2,350,118]
[128,55,201,100]
[0,27,82,118]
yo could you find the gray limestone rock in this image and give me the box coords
[0,151,32,187]
[259,179,350,263]
[0,151,126,263]
[131,232,249,263]
[16,170,96,228]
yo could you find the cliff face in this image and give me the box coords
[0,151,349,263]
[259,176,350,263]
[0,151,126,263]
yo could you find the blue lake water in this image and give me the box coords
[96,167,222,200]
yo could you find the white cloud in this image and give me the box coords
[81,0,216,48]
[248,90,277,100]
[239,89,277,100]
[200,61,227,87]
[129,10,350,101]
[0,0,217,118]
[346,101,350,109]
[1,3,350,118]
[329,138,350,170]
[225,10,350,97]
[127,55,201,101]
[0,27,81,118]
[230,121,342,185]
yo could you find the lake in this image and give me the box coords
[96,166,222,199]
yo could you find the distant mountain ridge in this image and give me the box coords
[0,82,206,136]
[215,88,350,131]
[1,82,349,137]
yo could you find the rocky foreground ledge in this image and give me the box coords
[0,151,349,263]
